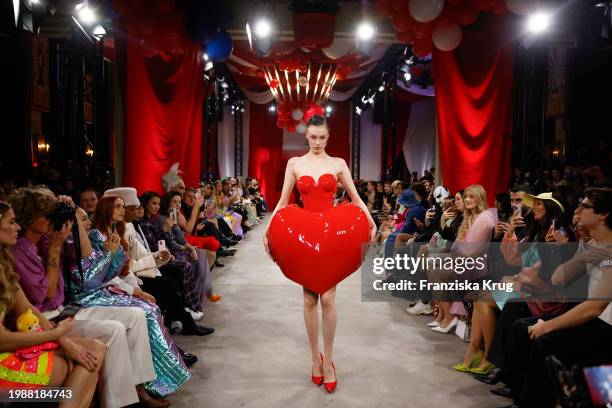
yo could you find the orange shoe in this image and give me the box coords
[323,362,337,393]
[311,353,324,386]
[207,294,222,302]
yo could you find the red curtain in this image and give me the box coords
[326,101,350,163]
[432,13,514,204]
[123,38,205,193]
[248,102,284,209]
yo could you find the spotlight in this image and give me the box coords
[268,104,276,112]
[378,84,385,92]
[526,11,551,34]
[220,82,228,89]
[325,105,333,113]
[203,53,209,62]
[205,61,213,71]
[241,107,245,113]
[75,3,96,25]
[368,96,375,104]
[403,72,412,81]
[356,22,376,41]
[254,19,272,38]
[92,25,106,40]
[355,106,362,115]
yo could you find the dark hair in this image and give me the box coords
[584,187,612,229]
[306,115,329,129]
[495,192,512,219]
[526,198,567,242]
[410,182,428,200]
[139,191,161,219]
[160,192,182,217]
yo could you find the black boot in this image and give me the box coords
[181,313,215,336]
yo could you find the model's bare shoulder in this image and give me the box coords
[333,156,349,170]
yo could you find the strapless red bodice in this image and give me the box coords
[296,173,336,212]
[268,173,370,294]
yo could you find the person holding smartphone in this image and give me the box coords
[509,188,612,407]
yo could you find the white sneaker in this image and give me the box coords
[170,321,183,334]
[185,308,204,321]
[406,301,434,315]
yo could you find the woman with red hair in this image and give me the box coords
[68,195,191,399]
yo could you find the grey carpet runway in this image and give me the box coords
[171,218,508,408]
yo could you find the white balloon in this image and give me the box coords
[291,109,304,121]
[409,0,444,23]
[322,38,354,59]
[432,22,462,51]
[296,122,307,134]
[505,0,533,15]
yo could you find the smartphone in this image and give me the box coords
[513,204,522,217]
[551,218,556,230]
[50,303,82,323]
[158,240,167,251]
[170,208,177,222]
[111,222,117,233]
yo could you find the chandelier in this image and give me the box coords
[263,62,338,133]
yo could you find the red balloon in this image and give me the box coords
[390,0,407,11]
[268,178,370,294]
[412,22,432,40]
[396,30,414,43]
[392,10,414,32]
[373,0,393,17]
[491,0,508,15]
[412,38,432,57]
[456,1,480,26]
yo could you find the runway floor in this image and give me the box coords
[170,218,508,408]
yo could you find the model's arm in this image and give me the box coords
[337,158,377,241]
[268,157,297,221]
[263,158,297,258]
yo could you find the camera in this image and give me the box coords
[50,202,76,231]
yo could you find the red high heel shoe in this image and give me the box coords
[323,361,337,393]
[311,353,324,386]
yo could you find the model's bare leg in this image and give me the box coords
[320,286,337,382]
[476,300,498,369]
[303,287,322,377]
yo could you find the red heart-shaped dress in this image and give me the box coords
[268,173,370,294]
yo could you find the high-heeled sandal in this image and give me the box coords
[311,353,324,386]
[323,361,337,393]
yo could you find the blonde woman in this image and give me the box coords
[0,202,105,408]
[426,184,497,333]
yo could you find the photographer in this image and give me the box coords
[8,186,166,408]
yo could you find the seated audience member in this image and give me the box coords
[455,191,572,379]
[248,178,268,216]
[427,185,497,334]
[159,192,220,303]
[139,191,206,319]
[79,188,98,217]
[385,189,426,256]
[8,187,165,408]
[509,188,612,408]
[0,201,105,408]
[76,195,191,398]
[103,188,215,335]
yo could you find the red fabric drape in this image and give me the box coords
[326,101,351,163]
[248,102,284,209]
[123,38,205,193]
[432,13,514,205]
